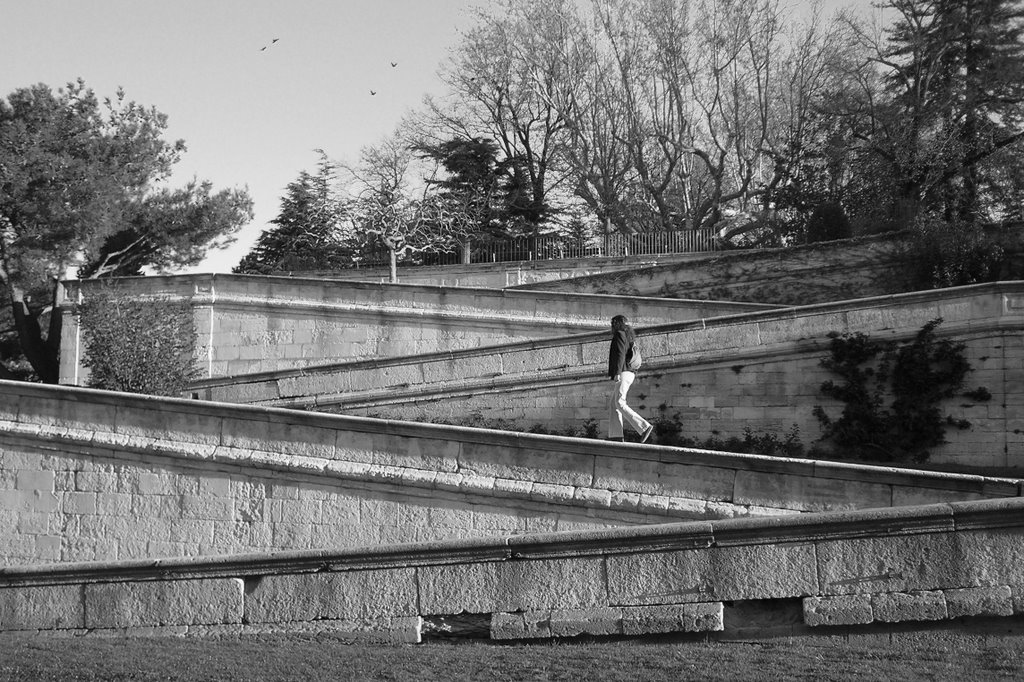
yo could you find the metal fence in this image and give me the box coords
[360,229,719,268]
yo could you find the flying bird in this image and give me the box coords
[370,90,377,96]
[391,61,397,67]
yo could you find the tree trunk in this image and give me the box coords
[389,248,398,284]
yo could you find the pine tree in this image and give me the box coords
[234,154,352,274]
[884,0,1024,220]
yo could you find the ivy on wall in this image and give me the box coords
[75,284,200,396]
[812,318,988,463]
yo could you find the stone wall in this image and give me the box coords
[198,282,1024,469]
[2,380,1016,568]
[293,253,707,288]
[2,498,1023,641]
[519,227,1024,305]
[59,273,773,384]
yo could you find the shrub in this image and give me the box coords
[813,318,987,463]
[76,283,200,396]
[805,202,852,243]
[905,216,1005,289]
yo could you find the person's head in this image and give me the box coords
[611,314,628,332]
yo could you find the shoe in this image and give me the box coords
[640,425,654,444]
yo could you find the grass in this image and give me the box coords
[2,632,1023,681]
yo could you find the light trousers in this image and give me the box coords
[608,371,651,438]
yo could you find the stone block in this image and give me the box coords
[733,470,892,513]
[84,578,243,629]
[338,430,460,472]
[459,440,593,487]
[816,532,964,595]
[711,542,818,601]
[94,492,133,517]
[607,545,716,606]
[62,492,96,515]
[114,403,225,447]
[418,558,606,615]
[891,486,986,508]
[0,584,84,631]
[549,607,622,637]
[490,611,551,640]
[952,527,1024,587]
[620,602,723,636]
[573,487,612,507]
[530,482,575,504]
[16,511,49,535]
[802,594,873,627]
[593,457,736,502]
[221,414,336,459]
[871,590,947,623]
[944,585,1013,618]
[16,469,54,491]
[245,568,418,624]
[14,394,116,435]
[198,476,232,498]
[421,354,502,384]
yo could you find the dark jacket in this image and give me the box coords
[608,327,636,378]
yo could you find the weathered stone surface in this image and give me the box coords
[245,569,417,623]
[459,440,593,487]
[712,543,818,601]
[549,607,622,637]
[733,470,892,512]
[606,549,714,606]
[490,611,551,640]
[943,585,1013,618]
[113,404,225,448]
[620,602,723,635]
[593,457,736,502]
[188,617,423,643]
[871,590,947,623]
[952,527,1024,587]
[0,584,84,631]
[221,415,336,459]
[803,594,873,627]
[84,578,243,629]
[418,558,606,614]
[816,533,964,595]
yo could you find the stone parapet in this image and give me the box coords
[60,273,772,383]
[199,281,1024,469]
[2,499,1024,641]
[2,380,1019,567]
[517,227,1024,306]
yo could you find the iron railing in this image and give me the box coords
[358,229,719,268]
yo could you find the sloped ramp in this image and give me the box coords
[2,499,1023,642]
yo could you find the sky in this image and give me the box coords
[2,0,478,273]
[3,0,864,275]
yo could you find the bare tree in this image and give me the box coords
[431,0,575,239]
[342,132,451,283]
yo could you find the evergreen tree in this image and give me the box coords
[0,80,250,383]
[415,137,501,240]
[882,0,1024,220]
[235,153,352,274]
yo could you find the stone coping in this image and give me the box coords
[2,498,1020,587]
[189,280,1024,392]
[7,380,1022,499]
[7,380,1022,500]
[63,272,775,313]
[232,250,716,281]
